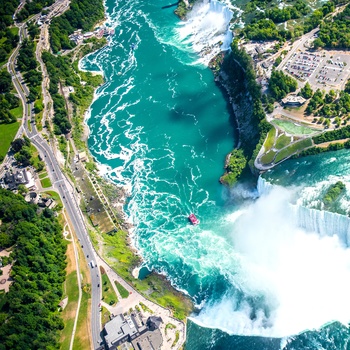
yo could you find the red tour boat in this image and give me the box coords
[188,213,200,225]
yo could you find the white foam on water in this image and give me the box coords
[174,0,233,65]
[193,182,350,338]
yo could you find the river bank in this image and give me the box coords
[66,0,194,324]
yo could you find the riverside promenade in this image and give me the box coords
[96,256,186,350]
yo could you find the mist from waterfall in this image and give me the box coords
[175,0,233,65]
[193,178,350,338]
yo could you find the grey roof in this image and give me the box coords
[146,316,162,331]
[131,328,163,350]
[104,314,139,349]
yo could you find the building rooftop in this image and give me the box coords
[281,95,306,106]
[104,314,163,350]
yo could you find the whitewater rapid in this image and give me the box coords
[81,0,350,347]
[193,177,350,338]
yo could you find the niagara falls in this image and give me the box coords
[79,0,350,349]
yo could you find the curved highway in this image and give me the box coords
[7,3,102,348]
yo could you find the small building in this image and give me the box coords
[4,169,29,190]
[281,95,306,107]
[25,192,39,204]
[78,151,87,162]
[83,32,94,39]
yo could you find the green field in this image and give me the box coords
[39,171,48,179]
[10,104,23,119]
[115,281,129,299]
[264,127,276,151]
[275,138,313,163]
[101,267,118,306]
[60,269,79,350]
[0,122,20,162]
[40,177,52,188]
[275,134,292,149]
[274,120,319,136]
[260,150,276,164]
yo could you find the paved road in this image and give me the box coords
[7,3,103,348]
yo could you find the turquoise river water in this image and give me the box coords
[82,0,350,348]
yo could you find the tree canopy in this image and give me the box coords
[268,70,298,100]
[0,189,66,349]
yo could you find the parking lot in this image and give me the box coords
[284,51,321,81]
[282,50,350,92]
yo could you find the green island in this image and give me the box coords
[323,181,346,205]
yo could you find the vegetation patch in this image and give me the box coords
[275,134,292,150]
[0,121,19,162]
[41,177,52,188]
[101,306,111,327]
[139,302,153,314]
[275,138,312,163]
[274,119,319,135]
[115,281,129,299]
[165,323,176,336]
[100,266,118,306]
[60,243,79,350]
[39,171,48,179]
[263,127,276,151]
[261,150,277,164]
[172,330,180,348]
[323,181,345,205]
[221,149,247,186]
[0,189,67,349]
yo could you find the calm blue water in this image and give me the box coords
[82,0,350,348]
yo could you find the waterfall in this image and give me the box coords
[194,178,350,338]
[176,0,233,65]
[258,176,350,247]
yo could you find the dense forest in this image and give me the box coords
[0,0,19,63]
[17,37,42,102]
[0,70,19,124]
[0,189,66,349]
[242,0,337,41]
[268,70,298,100]
[314,3,350,48]
[0,0,20,126]
[220,40,271,184]
[49,0,104,53]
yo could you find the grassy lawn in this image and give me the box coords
[260,150,276,164]
[40,177,52,188]
[94,230,192,320]
[115,281,129,299]
[263,127,276,151]
[74,246,92,350]
[275,134,292,150]
[0,122,20,162]
[101,306,111,327]
[172,330,180,348]
[275,138,313,163]
[274,119,319,135]
[10,104,23,119]
[100,266,118,306]
[60,242,79,350]
[39,171,48,179]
